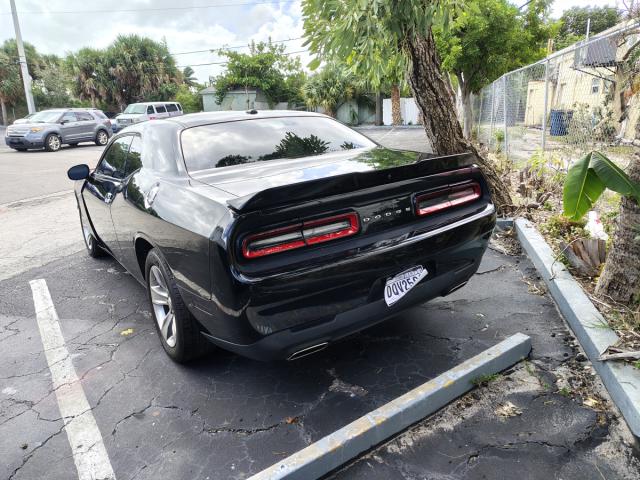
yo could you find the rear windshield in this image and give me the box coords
[181,116,376,171]
[123,104,147,114]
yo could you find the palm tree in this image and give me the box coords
[0,51,23,125]
[182,66,198,88]
[66,48,103,107]
[303,63,358,118]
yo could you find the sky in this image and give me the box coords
[0,0,626,84]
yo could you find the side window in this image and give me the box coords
[124,136,143,176]
[61,112,77,123]
[97,136,133,178]
[166,103,177,112]
[177,103,183,111]
[156,105,167,113]
[146,105,155,114]
[76,111,94,121]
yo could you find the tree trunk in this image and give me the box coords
[0,98,7,126]
[391,84,402,125]
[404,31,512,210]
[90,92,96,108]
[595,153,640,304]
[375,91,383,126]
[456,75,473,140]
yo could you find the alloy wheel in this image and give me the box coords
[48,135,61,151]
[149,265,177,347]
[97,131,108,145]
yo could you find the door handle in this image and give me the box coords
[145,183,160,208]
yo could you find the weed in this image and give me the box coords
[472,373,502,386]
[558,387,572,397]
[539,214,587,242]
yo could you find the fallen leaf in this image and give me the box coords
[495,401,522,418]
[120,328,134,336]
[583,397,599,408]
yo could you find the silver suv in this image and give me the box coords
[115,102,183,130]
[4,108,113,152]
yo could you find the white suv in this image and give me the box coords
[115,102,183,130]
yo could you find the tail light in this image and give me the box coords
[415,182,481,216]
[242,212,359,259]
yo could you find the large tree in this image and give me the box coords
[66,48,104,107]
[435,0,554,138]
[302,0,512,209]
[0,39,45,122]
[213,41,305,107]
[555,6,621,50]
[101,35,180,109]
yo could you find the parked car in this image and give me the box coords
[115,101,183,130]
[5,108,113,152]
[67,111,495,363]
[12,113,35,125]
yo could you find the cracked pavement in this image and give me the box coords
[1,129,638,479]
[2,242,639,479]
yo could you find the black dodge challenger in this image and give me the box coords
[67,111,496,362]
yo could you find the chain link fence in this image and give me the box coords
[472,21,640,169]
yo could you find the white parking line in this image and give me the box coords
[29,279,116,480]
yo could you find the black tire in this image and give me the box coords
[84,230,106,258]
[44,133,61,152]
[95,129,109,146]
[145,248,213,363]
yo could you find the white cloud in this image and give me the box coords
[0,0,310,82]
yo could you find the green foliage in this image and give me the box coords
[540,214,587,242]
[32,55,77,108]
[174,84,202,113]
[563,151,640,221]
[435,0,556,95]
[555,6,621,50]
[301,0,454,90]
[302,63,361,117]
[212,41,305,107]
[182,67,198,88]
[494,129,505,143]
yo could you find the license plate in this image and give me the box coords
[384,265,428,307]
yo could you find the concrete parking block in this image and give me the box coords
[515,218,640,437]
[249,333,532,480]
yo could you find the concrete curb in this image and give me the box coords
[249,333,532,480]
[515,218,640,437]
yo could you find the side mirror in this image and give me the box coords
[67,164,90,180]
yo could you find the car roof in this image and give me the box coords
[130,101,180,106]
[165,110,326,128]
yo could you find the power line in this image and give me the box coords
[177,49,308,68]
[0,0,297,15]
[171,37,302,56]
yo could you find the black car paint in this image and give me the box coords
[73,112,496,360]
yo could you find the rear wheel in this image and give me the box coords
[95,130,109,146]
[44,134,61,152]
[145,248,212,362]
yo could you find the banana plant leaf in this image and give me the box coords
[563,152,605,221]
[563,151,640,221]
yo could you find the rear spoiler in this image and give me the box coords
[226,152,477,214]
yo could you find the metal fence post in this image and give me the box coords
[489,82,496,149]
[503,75,508,158]
[542,59,549,152]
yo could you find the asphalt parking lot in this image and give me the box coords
[1,127,639,479]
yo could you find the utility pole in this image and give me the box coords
[10,0,36,114]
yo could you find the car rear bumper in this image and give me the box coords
[188,203,496,361]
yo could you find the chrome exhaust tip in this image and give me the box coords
[287,342,328,361]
